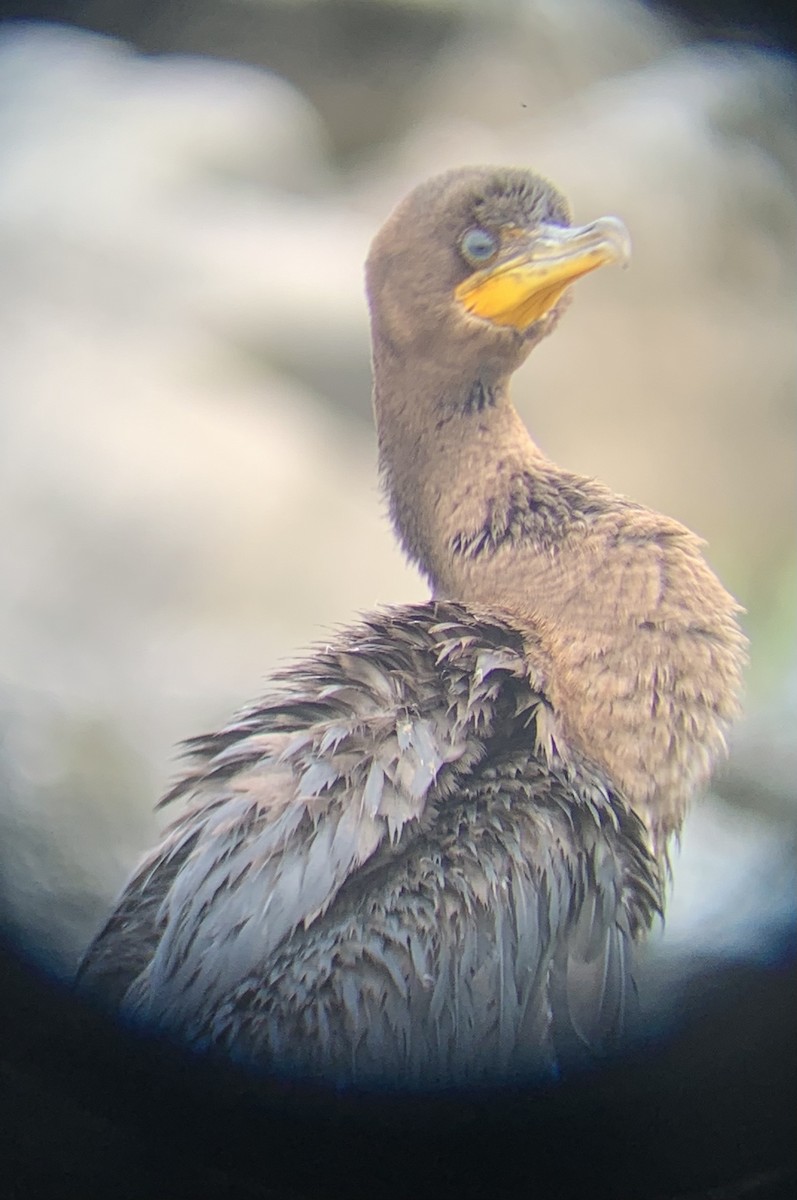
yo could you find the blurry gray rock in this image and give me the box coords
[0,23,422,972]
[0,10,794,993]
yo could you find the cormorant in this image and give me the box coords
[78,166,746,1087]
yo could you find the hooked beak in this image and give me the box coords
[455,216,631,331]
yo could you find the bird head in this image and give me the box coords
[365,165,631,382]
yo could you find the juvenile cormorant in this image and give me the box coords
[78,167,746,1087]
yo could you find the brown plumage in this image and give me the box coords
[78,166,746,1087]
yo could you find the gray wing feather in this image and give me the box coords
[77,603,662,1086]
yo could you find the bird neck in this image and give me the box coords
[374,354,536,582]
[373,355,746,852]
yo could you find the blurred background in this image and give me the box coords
[0,0,794,1036]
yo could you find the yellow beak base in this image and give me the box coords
[455,216,631,332]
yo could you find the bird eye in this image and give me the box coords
[460,227,498,267]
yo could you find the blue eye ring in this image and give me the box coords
[460,227,499,267]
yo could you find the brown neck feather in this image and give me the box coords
[373,352,747,852]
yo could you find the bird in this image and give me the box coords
[77,166,747,1089]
